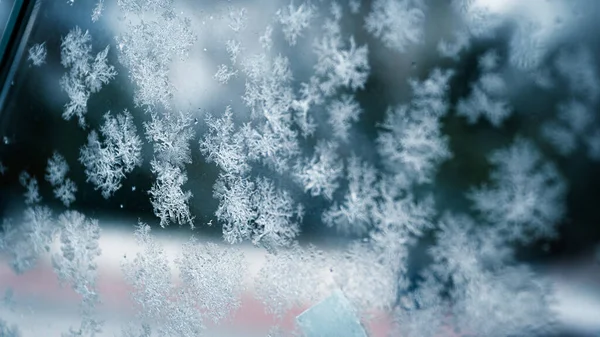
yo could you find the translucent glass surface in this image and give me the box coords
[0,1,600,337]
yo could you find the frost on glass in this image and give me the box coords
[438,30,470,60]
[52,211,103,337]
[542,45,600,162]
[148,160,194,228]
[145,110,195,169]
[508,20,548,71]
[292,77,322,137]
[79,110,142,198]
[399,212,558,337]
[60,27,116,127]
[409,68,454,117]
[331,242,400,311]
[145,110,195,228]
[225,39,242,64]
[450,0,503,38]
[322,155,377,235]
[121,223,184,336]
[241,54,299,172]
[18,171,41,205]
[213,174,256,244]
[175,238,246,323]
[1,1,596,336]
[392,278,448,337]
[542,99,600,158]
[377,69,453,184]
[46,152,77,207]
[555,46,600,104]
[276,1,315,46]
[27,42,47,67]
[227,6,248,33]
[468,138,567,243]
[365,0,425,53]
[377,105,450,184]
[371,175,435,239]
[116,1,195,108]
[314,11,370,96]
[251,177,303,248]
[294,141,344,200]
[91,0,105,22]
[213,175,302,249]
[117,0,174,13]
[453,265,555,337]
[0,206,54,274]
[255,244,329,317]
[457,50,512,127]
[199,107,249,176]
[121,224,169,318]
[200,106,305,246]
[213,64,238,85]
[327,94,362,142]
[121,224,246,336]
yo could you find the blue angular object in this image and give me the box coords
[296,290,368,337]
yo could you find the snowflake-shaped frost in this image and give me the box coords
[294,141,344,200]
[0,206,55,273]
[314,25,370,95]
[327,94,362,142]
[144,110,195,168]
[28,42,47,66]
[199,107,249,175]
[60,27,116,127]
[468,138,567,243]
[365,0,426,53]
[277,1,315,46]
[148,160,194,228]
[19,171,41,204]
[79,110,142,198]
[46,152,77,207]
[175,238,246,323]
[322,156,377,235]
[377,105,450,184]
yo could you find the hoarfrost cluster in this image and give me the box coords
[79,110,143,198]
[60,27,117,127]
[2,0,600,336]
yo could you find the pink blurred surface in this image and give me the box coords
[0,254,393,336]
